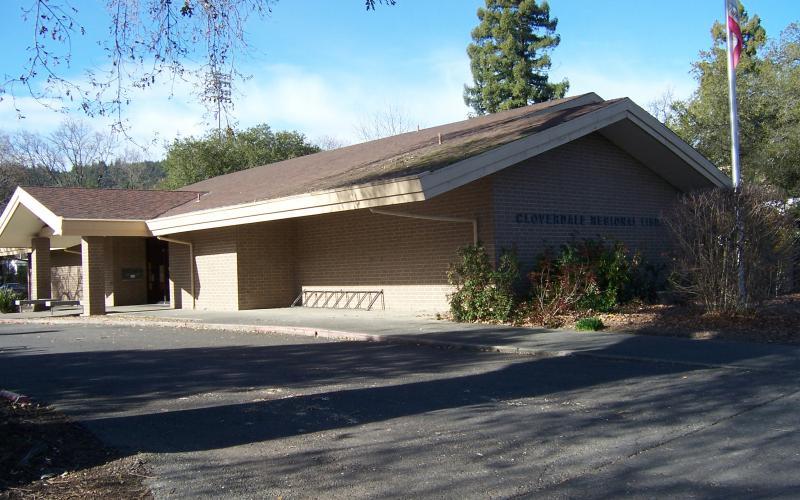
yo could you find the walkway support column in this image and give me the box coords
[30,237,51,310]
[81,236,106,316]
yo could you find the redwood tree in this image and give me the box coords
[464,0,569,115]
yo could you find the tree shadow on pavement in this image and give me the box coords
[1,328,798,498]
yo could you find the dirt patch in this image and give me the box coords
[0,399,151,499]
[597,293,800,345]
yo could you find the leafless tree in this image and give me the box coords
[0,133,33,209]
[664,185,796,313]
[315,135,349,151]
[355,104,417,142]
[6,119,117,188]
[647,87,676,124]
[105,148,166,189]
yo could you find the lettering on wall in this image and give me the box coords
[514,213,662,227]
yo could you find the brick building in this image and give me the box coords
[0,94,730,315]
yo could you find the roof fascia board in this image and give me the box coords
[150,192,426,235]
[59,219,152,237]
[141,95,728,236]
[420,100,629,198]
[148,178,425,235]
[623,104,731,188]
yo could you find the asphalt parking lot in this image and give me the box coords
[1,322,799,498]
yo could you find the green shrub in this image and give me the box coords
[575,317,604,331]
[448,244,519,323]
[558,239,634,312]
[0,288,19,313]
[526,239,659,325]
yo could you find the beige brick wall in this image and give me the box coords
[236,220,296,309]
[294,179,494,312]
[167,179,494,313]
[104,238,115,306]
[492,133,679,271]
[168,228,239,311]
[81,236,106,315]
[51,250,81,300]
[30,237,51,300]
[168,241,191,310]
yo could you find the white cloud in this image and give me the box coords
[1,48,699,160]
[1,54,473,158]
[552,61,696,109]
[233,53,472,145]
[0,95,71,135]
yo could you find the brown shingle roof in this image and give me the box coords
[22,186,202,220]
[160,94,618,217]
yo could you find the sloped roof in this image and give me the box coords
[163,93,613,217]
[2,93,729,241]
[21,186,201,220]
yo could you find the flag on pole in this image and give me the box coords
[725,0,747,306]
[726,0,744,67]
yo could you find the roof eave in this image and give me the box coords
[147,177,426,236]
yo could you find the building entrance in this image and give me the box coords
[146,238,170,304]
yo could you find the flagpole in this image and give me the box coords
[725,0,747,307]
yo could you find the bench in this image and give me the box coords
[15,299,49,312]
[45,300,82,315]
[15,299,45,306]
[15,299,82,314]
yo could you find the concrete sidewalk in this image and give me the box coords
[3,304,800,374]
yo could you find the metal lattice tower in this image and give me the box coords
[204,71,232,134]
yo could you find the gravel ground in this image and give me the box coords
[600,293,800,345]
[0,399,150,500]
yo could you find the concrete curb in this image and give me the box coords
[0,316,573,359]
[0,317,796,374]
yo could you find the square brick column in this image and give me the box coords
[104,237,115,307]
[30,237,51,304]
[167,241,190,309]
[81,237,106,316]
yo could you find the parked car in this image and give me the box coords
[0,283,28,299]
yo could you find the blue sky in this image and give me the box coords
[0,0,796,156]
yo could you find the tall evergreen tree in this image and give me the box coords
[464,0,569,115]
[668,4,768,178]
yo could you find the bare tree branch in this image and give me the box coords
[2,0,397,134]
[355,104,416,142]
[6,119,117,187]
